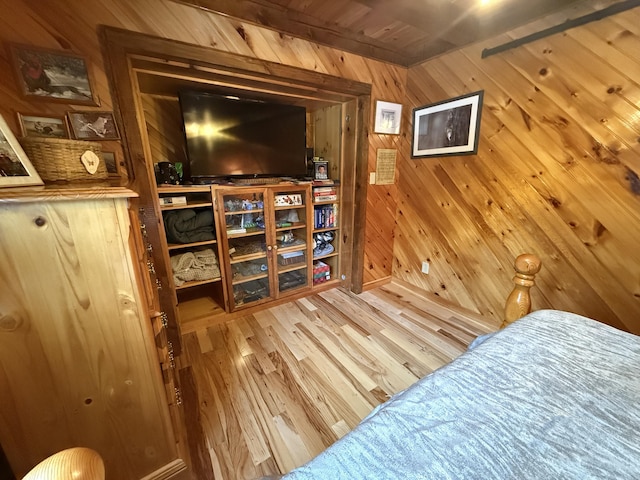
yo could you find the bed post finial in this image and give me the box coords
[501,253,542,328]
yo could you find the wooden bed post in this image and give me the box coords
[22,447,105,480]
[502,253,542,328]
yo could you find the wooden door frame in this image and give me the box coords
[99,26,370,295]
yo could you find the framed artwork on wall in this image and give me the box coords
[101,150,121,177]
[374,100,402,135]
[17,113,69,139]
[9,43,99,106]
[0,114,44,187]
[411,90,483,158]
[67,111,120,140]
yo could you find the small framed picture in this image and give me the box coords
[101,150,120,176]
[374,100,402,135]
[17,113,69,139]
[411,91,484,158]
[314,160,329,180]
[0,114,43,187]
[67,111,120,140]
[9,43,98,106]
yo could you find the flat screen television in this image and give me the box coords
[179,91,308,179]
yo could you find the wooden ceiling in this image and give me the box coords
[172,0,585,66]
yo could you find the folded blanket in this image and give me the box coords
[171,249,220,286]
[164,209,215,244]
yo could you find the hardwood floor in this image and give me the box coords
[179,281,499,479]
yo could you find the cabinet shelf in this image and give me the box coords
[276,221,306,231]
[313,226,339,233]
[157,186,212,194]
[232,272,269,285]
[160,201,212,211]
[225,208,264,216]
[313,251,339,261]
[277,244,306,254]
[227,228,266,238]
[175,277,222,290]
[278,263,307,274]
[230,252,267,264]
[275,204,305,211]
[167,239,217,250]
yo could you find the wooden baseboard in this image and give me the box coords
[140,459,188,480]
[388,277,493,325]
[361,275,392,292]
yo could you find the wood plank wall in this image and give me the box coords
[4,0,637,333]
[394,0,640,334]
[0,0,405,287]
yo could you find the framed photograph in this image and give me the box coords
[67,111,120,140]
[314,160,329,180]
[0,114,43,187]
[102,150,119,176]
[374,100,402,135]
[411,91,484,158]
[9,43,98,106]
[18,113,69,138]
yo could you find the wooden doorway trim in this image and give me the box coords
[99,26,370,293]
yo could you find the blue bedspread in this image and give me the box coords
[283,310,640,479]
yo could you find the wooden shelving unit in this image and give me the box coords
[156,185,225,322]
[311,183,341,288]
[155,182,342,320]
[215,184,315,311]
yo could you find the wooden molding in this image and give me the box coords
[139,459,188,480]
[362,275,392,292]
[169,0,410,66]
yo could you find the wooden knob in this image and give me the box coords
[513,253,542,276]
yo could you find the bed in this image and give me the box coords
[280,254,640,479]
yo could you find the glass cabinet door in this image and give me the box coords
[220,190,271,308]
[273,189,309,295]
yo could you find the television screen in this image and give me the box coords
[179,91,307,179]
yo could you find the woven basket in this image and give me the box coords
[19,137,108,182]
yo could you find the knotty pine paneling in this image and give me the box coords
[140,94,188,168]
[394,1,640,333]
[0,0,404,288]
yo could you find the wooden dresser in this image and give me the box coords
[0,185,186,479]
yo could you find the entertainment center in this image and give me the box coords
[148,79,346,327]
[157,181,341,323]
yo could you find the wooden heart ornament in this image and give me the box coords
[81,150,100,175]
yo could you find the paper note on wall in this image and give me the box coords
[375,148,397,185]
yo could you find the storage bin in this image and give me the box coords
[19,137,107,182]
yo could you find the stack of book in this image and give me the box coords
[159,196,187,206]
[314,204,338,229]
[313,186,337,203]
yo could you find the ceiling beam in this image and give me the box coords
[482,0,640,58]
[169,0,412,66]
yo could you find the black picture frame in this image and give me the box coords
[314,160,328,180]
[411,91,483,158]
